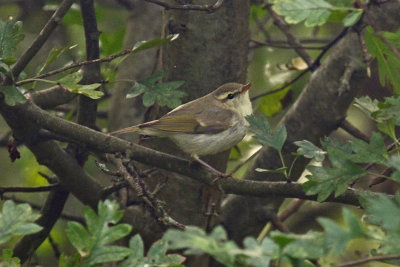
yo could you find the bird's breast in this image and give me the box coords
[169,121,247,156]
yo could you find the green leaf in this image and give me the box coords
[387,155,400,182]
[128,234,144,260]
[0,200,42,244]
[142,91,156,107]
[365,26,400,93]
[121,234,185,267]
[242,237,279,267]
[318,208,367,255]
[359,192,400,234]
[353,96,380,117]
[342,10,362,26]
[272,0,332,26]
[271,231,325,259]
[0,18,24,61]
[146,81,186,109]
[0,85,26,106]
[372,96,400,124]
[126,82,148,99]
[139,71,167,86]
[86,246,132,266]
[131,34,179,54]
[303,149,366,201]
[164,226,238,266]
[66,222,92,256]
[57,72,103,99]
[294,140,326,162]
[247,115,287,152]
[126,72,186,108]
[66,200,132,265]
[348,132,388,164]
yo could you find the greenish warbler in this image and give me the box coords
[110,82,253,176]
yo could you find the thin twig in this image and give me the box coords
[250,39,326,50]
[270,214,290,232]
[48,235,61,259]
[145,0,224,12]
[112,155,185,230]
[251,69,309,101]
[0,184,60,195]
[15,49,132,86]
[278,199,305,222]
[101,182,128,198]
[264,3,314,68]
[251,27,349,101]
[335,254,400,267]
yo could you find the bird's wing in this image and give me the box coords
[144,105,236,134]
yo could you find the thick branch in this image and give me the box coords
[1,100,365,206]
[28,85,75,109]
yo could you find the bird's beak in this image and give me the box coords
[240,82,252,94]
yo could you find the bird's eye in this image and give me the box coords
[227,93,235,99]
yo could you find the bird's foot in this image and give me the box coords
[191,155,232,183]
[212,172,232,184]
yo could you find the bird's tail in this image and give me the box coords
[109,125,140,135]
[109,120,157,136]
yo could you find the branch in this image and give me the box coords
[15,49,131,86]
[340,119,370,142]
[27,85,75,109]
[1,100,366,206]
[250,39,326,50]
[145,0,224,12]
[4,0,75,83]
[264,3,314,68]
[0,184,59,194]
[336,254,400,267]
[112,155,185,230]
[251,28,349,101]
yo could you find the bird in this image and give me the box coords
[110,82,253,177]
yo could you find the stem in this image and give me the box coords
[278,151,288,178]
[257,222,272,242]
[287,155,299,180]
[17,78,57,85]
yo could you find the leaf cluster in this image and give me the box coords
[0,200,42,244]
[162,194,400,266]
[272,0,362,27]
[61,200,184,267]
[127,71,186,109]
[365,27,400,94]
